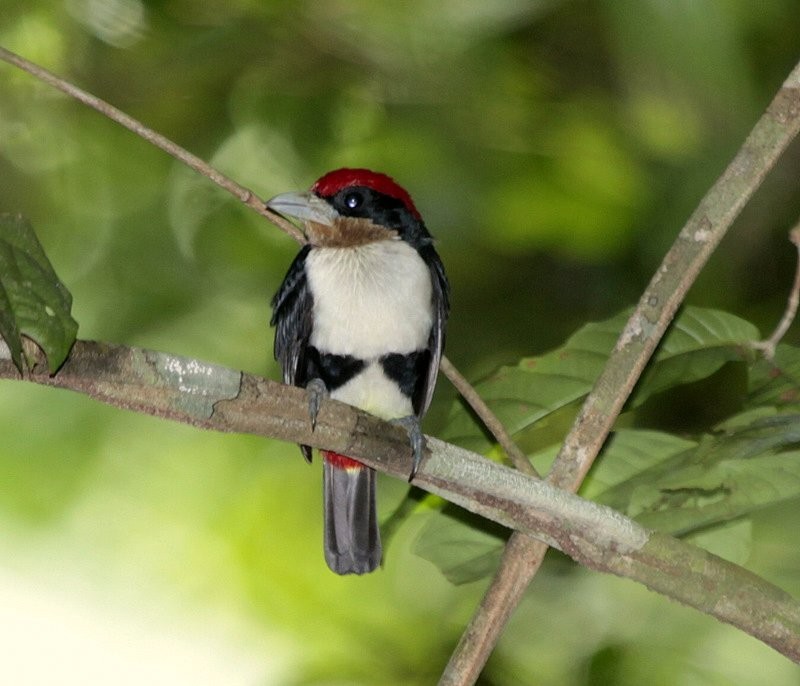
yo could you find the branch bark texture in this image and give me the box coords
[2,340,800,661]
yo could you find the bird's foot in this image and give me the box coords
[306,378,328,431]
[391,415,426,482]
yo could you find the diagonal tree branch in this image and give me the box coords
[438,356,538,477]
[0,46,306,245]
[2,339,800,662]
[439,58,800,685]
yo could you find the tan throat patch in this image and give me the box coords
[305,217,398,248]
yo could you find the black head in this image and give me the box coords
[312,168,432,247]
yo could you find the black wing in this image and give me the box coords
[414,243,450,417]
[271,245,313,388]
[271,245,315,462]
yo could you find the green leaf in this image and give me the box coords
[441,306,759,457]
[0,214,78,373]
[415,430,697,584]
[581,429,697,500]
[421,308,761,582]
[413,507,507,585]
[595,412,800,535]
[685,518,753,565]
[747,343,800,409]
[633,307,758,402]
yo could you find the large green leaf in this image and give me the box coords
[441,306,759,456]
[581,429,697,500]
[413,506,508,585]
[414,429,696,584]
[420,308,764,582]
[416,416,800,583]
[595,412,800,534]
[0,214,78,373]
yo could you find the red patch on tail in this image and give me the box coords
[323,451,366,471]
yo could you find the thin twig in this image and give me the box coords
[439,58,800,685]
[439,356,539,477]
[0,46,306,245]
[753,217,800,359]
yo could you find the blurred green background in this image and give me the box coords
[2,1,800,684]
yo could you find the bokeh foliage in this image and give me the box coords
[2,1,800,684]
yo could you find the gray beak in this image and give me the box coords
[265,191,338,227]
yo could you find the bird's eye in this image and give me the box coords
[344,191,363,210]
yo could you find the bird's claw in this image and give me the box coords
[391,415,425,482]
[306,378,328,431]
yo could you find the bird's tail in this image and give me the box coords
[322,451,382,575]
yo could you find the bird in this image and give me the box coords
[267,168,449,575]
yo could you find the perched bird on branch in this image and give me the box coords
[269,168,449,574]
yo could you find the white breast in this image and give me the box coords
[330,361,414,419]
[306,239,433,360]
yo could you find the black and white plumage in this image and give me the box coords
[269,168,449,575]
